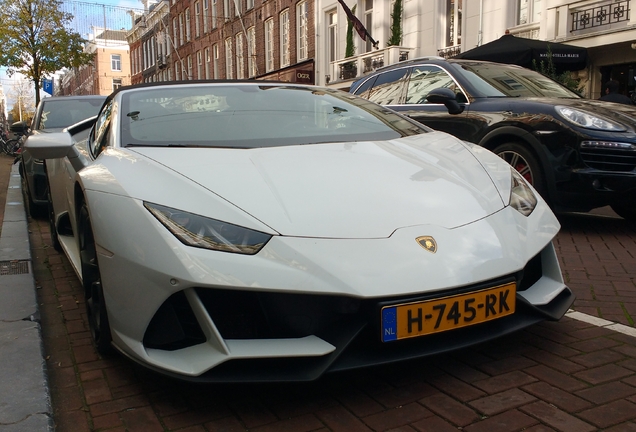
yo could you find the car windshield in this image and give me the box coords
[454,62,581,99]
[39,98,105,130]
[120,83,428,148]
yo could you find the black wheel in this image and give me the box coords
[493,142,546,198]
[78,203,112,354]
[610,203,636,222]
[21,162,46,219]
[46,180,62,252]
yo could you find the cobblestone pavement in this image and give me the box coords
[22,178,636,431]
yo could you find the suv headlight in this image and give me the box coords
[145,202,272,254]
[509,169,537,216]
[556,106,626,131]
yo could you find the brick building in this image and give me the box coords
[58,29,132,96]
[127,0,315,85]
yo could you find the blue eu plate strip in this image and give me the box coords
[382,307,397,342]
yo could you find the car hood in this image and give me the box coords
[128,132,508,238]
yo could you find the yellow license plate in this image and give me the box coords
[381,282,516,342]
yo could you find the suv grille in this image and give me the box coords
[580,147,636,172]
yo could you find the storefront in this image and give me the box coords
[256,59,315,85]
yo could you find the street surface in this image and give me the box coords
[2,154,635,431]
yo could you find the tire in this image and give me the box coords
[610,203,636,222]
[78,203,112,354]
[493,142,547,198]
[21,164,46,219]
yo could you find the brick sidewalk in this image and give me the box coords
[27,207,636,431]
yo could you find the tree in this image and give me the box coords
[7,78,35,124]
[0,0,94,106]
[387,0,403,47]
[345,4,357,58]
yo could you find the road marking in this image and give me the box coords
[566,310,636,338]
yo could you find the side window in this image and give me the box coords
[352,76,377,99]
[90,100,113,159]
[406,65,465,104]
[367,68,409,105]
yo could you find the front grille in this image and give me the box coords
[580,147,636,172]
[143,251,543,349]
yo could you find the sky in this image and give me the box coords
[2,0,145,111]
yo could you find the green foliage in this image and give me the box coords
[345,4,357,58]
[387,0,403,47]
[532,46,583,94]
[0,0,94,105]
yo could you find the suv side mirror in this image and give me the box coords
[10,121,29,135]
[426,88,465,115]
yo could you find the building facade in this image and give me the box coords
[316,0,636,99]
[127,0,316,85]
[58,29,132,96]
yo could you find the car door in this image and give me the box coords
[387,65,483,141]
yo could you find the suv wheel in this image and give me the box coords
[493,142,546,198]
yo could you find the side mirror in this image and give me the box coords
[10,121,28,135]
[426,88,465,115]
[24,131,75,160]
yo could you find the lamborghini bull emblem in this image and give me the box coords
[416,236,437,253]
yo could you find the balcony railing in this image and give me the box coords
[437,45,461,59]
[571,0,630,31]
[328,46,414,84]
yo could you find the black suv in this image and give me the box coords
[350,58,636,220]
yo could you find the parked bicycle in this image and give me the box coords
[0,131,21,157]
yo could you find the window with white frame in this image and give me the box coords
[182,59,188,80]
[203,0,209,33]
[111,54,122,71]
[297,1,308,60]
[224,0,231,20]
[517,0,540,25]
[280,9,290,67]
[197,50,203,79]
[113,78,122,91]
[173,17,178,46]
[195,1,201,38]
[175,62,180,80]
[225,37,233,78]
[213,44,219,78]
[364,0,373,53]
[327,9,337,63]
[236,33,244,79]
[151,36,156,66]
[247,0,254,10]
[186,8,191,41]
[235,0,241,15]
[265,18,274,72]
[187,55,193,79]
[212,0,218,28]
[247,26,256,77]
[205,47,211,78]
[179,13,184,45]
[446,0,462,47]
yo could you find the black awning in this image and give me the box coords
[453,34,588,72]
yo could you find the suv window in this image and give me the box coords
[406,65,465,104]
[367,68,409,105]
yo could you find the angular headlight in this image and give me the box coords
[145,202,272,255]
[509,169,537,216]
[555,106,626,131]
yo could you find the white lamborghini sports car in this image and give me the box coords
[26,81,574,382]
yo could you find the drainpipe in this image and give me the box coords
[478,0,483,46]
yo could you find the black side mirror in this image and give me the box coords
[426,88,465,115]
[10,121,28,135]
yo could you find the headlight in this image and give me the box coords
[509,169,537,216]
[144,202,272,255]
[555,106,626,131]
